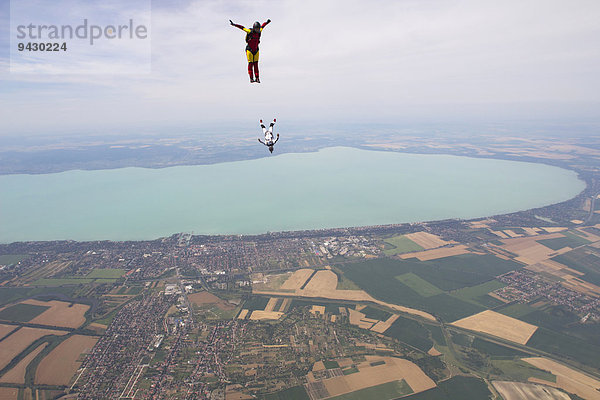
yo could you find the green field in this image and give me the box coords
[289,299,350,314]
[491,359,556,382]
[0,303,49,322]
[339,256,517,321]
[537,232,591,250]
[265,385,310,400]
[32,278,94,286]
[404,376,491,400]
[361,306,392,321]
[243,296,270,311]
[86,268,126,279]
[383,315,433,352]
[384,235,424,256]
[450,280,505,302]
[526,328,600,370]
[0,254,27,266]
[496,303,536,318]
[552,248,600,286]
[328,379,413,400]
[396,273,443,297]
[323,360,340,369]
[470,338,529,358]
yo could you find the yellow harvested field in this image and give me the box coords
[264,298,279,312]
[504,230,522,238]
[451,310,538,345]
[469,219,494,229]
[522,228,540,236]
[571,220,584,224]
[493,381,570,400]
[310,305,325,315]
[371,314,400,333]
[428,347,442,356]
[528,377,600,400]
[36,335,98,386]
[321,356,436,397]
[23,299,89,329]
[561,278,600,298]
[0,327,67,370]
[541,227,568,233]
[279,298,291,312]
[312,361,325,371]
[0,324,16,339]
[399,245,470,261]
[280,269,314,290]
[303,270,338,293]
[248,310,283,321]
[255,269,436,321]
[498,234,567,265]
[237,309,249,319]
[523,357,600,399]
[576,228,600,242]
[404,232,452,249]
[0,387,18,400]
[348,309,374,330]
[0,343,47,384]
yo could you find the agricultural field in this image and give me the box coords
[398,245,471,261]
[35,334,99,385]
[0,303,49,323]
[395,273,443,297]
[552,247,600,286]
[492,381,570,400]
[339,255,519,321]
[327,380,413,400]
[401,376,491,400]
[0,327,67,370]
[451,310,538,345]
[22,299,89,329]
[383,315,433,352]
[0,343,47,384]
[449,280,506,307]
[522,357,600,400]
[304,356,435,400]
[537,232,591,251]
[526,328,600,370]
[254,268,435,320]
[383,235,424,256]
[85,268,126,279]
[188,291,238,320]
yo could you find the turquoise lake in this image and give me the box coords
[0,147,586,242]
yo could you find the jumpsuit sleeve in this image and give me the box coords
[231,23,246,30]
[273,134,279,145]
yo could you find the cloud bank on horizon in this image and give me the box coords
[0,0,599,136]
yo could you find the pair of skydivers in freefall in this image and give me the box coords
[230,18,279,153]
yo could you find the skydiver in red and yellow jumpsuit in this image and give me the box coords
[230,19,271,83]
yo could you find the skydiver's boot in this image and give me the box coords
[255,77,260,83]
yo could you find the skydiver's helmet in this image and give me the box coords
[253,21,261,32]
[268,145,274,153]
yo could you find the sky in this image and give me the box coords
[0,0,599,137]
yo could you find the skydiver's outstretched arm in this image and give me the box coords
[229,20,245,30]
[258,138,266,145]
[261,19,272,29]
[273,133,279,145]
